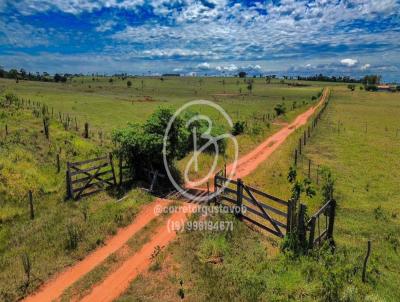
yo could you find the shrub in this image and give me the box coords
[232,121,245,136]
[274,103,286,116]
[320,166,335,203]
[126,80,132,87]
[113,108,190,186]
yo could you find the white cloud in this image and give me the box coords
[216,64,238,72]
[197,62,211,70]
[341,58,358,67]
[361,63,371,70]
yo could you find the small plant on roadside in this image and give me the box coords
[21,253,31,291]
[232,120,245,136]
[66,223,82,251]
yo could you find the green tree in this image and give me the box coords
[274,103,286,116]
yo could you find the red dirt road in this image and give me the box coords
[80,203,199,302]
[24,88,328,302]
[228,88,329,179]
[23,199,172,302]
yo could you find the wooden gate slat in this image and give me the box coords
[66,153,117,200]
[243,185,284,237]
[72,170,113,184]
[241,194,287,218]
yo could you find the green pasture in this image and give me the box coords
[0,77,323,134]
[119,87,400,301]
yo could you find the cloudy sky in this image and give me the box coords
[0,0,399,81]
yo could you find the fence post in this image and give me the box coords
[84,122,89,138]
[327,199,336,241]
[308,216,316,250]
[299,138,302,155]
[118,154,123,186]
[304,131,306,145]
[308,159,311,179]
[294,149,298,166]
[286,199,293,234]
[214,173,218,204]
[109,153,117,186]
[298,204,307,246]
[28,190,34,220]
[5,124,8,136]
[236,178,244,219]
[66,162,73,199]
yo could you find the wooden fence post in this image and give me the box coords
[304,131,307,145]
[28,190,34,220]
[118,154,123,186]
[214,174,218,203]
[308,216,316,250]
[294,149,298,166]
[84,122,89,138]
[299,138,302,155]
[298,204,307,245]
[43,117,49,139]
[109,153,117,186]
[308,159,311,179]
[287,199,294,234]
[327,199,336,241]
[66,162,73,199]
[236,179,244,219]
[5,124,8,136]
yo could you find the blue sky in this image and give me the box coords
[0,0,399,81]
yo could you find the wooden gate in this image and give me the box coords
[306,199,336,249]
[214,171,293,238]
[66,154,117,200]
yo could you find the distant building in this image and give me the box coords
[162,73,180,77]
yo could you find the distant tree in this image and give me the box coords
[274,103,287,116]
[127,80,132,88]
[8,69,18,79]
[347,84,355,91]
[54,74,67,83]
[109,78,113,84]
[238,71,247,78]
[54,73,62,82]
[362,75,381,85]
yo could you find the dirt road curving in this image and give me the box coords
[23,199,172,302]
[228,88,329,179]
[80,203,199,302]
[24,88,329,302]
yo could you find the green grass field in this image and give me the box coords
[0,77,325,301]
[1,78,399,301]
[116,87,400,301]
[0,77,322,133]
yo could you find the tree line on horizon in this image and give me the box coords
[0,66,386,86]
